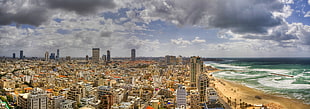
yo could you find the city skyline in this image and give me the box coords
[0,0,310,57]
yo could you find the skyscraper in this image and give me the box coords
[165,55,177,65]
[198,74,208,103]
[102,55,106,61]
[131,49,136,61]
[20,50,23,59]
[107,50,111,62]
[56,49,59,60]
[86,55,89,61]
[13,53,15,58]
[177,55,183,65]
[50,53,56,60]
[190,56,204,88]
[92,48,100,63]
[45,51,49,61]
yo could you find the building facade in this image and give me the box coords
[190,90,200,109]
[45,51,49,61]
[56,49,60,60]
[17,88,48,109]
[92,48,100,63]
[50,53,56,60]
[20,50,23,59]
[67,85,86,104]
[131,49,136,61]
[98,86,114,109]
[107,50,111,62]
[165,55,177,65]
[190,56,204,88]
[176,86,186,109]
[198,74,208,103]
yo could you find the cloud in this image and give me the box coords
[46,0,117,15]
[220,22,310,47]
[0,2,49,26]
[280,0,294,4]
[305,11,310,17]
[0,0,117,26]
[192,37,206,43]
[124,36,160,51]
[0,0,309,58]
[126,0,285,34]
[171,38,191,47]
[100,31,113,37]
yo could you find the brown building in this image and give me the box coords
[97,86,114,109]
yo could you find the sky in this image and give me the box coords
[0,0,309,58]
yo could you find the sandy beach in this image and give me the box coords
[206,69,310,109]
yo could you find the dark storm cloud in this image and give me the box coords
[207,0,284,34]
[138,0,285,34]
[46,0,116,15]
[241,23,310,46]
[0,8,12,25]
[0,7,48,26]
[13,7,49,26]
[0,0,117,26]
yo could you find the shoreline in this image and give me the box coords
[206,70,310,109]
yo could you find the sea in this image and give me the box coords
[205,58,310,104]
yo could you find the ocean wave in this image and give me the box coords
[252,69,291,74]
[257,77,310,89]
[214,71,262,79]
[210,63,249,70]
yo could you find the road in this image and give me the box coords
[218,96,232,109]
[141,88,162,109]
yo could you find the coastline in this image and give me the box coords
[207,70,310,109]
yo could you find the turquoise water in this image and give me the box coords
[206,58,310,104]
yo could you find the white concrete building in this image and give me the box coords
[176,86,186,109]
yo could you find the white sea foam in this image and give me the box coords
[257,77,310,89]
[211,63,249,70]
[252,69,291,74]
[214,71,261,79]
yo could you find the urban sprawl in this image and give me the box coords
[1,48,254,109]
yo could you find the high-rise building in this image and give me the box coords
[165,55,177,65]
[45,51,49,61]
[198,74,208,103]
[13,53,15,58]
[66,56,71,62]
[56,49,59,60]
[86,55,89,61]
[177,55,183,65]
[50,53,56,60]
[190,56,204,88]
[20,50,23,59]
[92,48,100,63]
[107,50,111,62]
[131,49,135,61]
[190,89,200,109]
[18,88,48,109]
[176,86,186,109]
[102,55,106,62]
